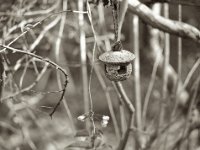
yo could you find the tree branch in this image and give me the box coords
[0,45,68,118]
[140,0,200,6]
[128,0,200,43]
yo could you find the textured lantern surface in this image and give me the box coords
[99,49,135,81]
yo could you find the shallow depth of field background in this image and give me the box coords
[0,0,200,150]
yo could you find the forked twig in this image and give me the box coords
[128,0,200,43]
[0,45,68,118]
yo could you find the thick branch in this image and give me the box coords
[140,0,200,6]
[128,0,200,43]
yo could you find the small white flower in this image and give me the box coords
[101,120,108,127]
[77,115,86,122]
[102,115,110,121]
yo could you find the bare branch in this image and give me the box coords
[113,82,135,113]
[0,45,68,117]
[128,0,200,43]
[140,0,200,6]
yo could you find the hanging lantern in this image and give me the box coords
[99,41,135,81]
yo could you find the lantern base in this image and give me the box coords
[105,63,132,81]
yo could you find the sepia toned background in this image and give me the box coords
[0,0,199,150]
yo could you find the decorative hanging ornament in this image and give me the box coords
[99,0,135,81]
[99,41,135,81]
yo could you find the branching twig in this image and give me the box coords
[143,15,163,126]
[55,0,76,132]
[23,0,60,16]
[171,75,200,150]
[87,51,121,140]
[1,10,88,54]
[11,16,61,74]
[128,0,200,43]
[140,0,200,6]
[0,45,68,118]
[1,61,49,101]
[113,82,135,114]
[117,113,134,150]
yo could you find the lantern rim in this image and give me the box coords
[99,50,135,64]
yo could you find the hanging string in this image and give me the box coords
[112,0,120,42]
[111,0,123,51]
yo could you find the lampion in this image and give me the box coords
[99,41,135,81]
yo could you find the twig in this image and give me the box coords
[22,126,37,150]
[30,16,61,51]
[117,113,134,150]
[133,14,142,130]
[79,0,90,131]
[112,82,127,136]
[1,62,49,100]
[11,16,61,74]
[19,59,31,89]
[140,0,200,6]
[23,0,60,16]
[97,3,112,50]
[171,3,183,116]
[0,45,68,117]
[113,82,135,113]
[6,18,35,37]
[128,0,200,43]
[117,0,128,41]
[87,51,121,141]
[142,4,163,125]
[163,5,183,149]
[25,108,58,148]
[171,75,200,150]
[55,0,76,132]
[112,82,135,150]
[158,4,170,150]
[1,9,88,55]
[89,2,136,148]
[96,3,121,140]
[183,58,200,89]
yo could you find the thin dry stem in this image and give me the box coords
[54,0,76,132]
[133,15,142,130]
[157,4,170,149]
[117,113,134,150]
[0,45,68,117]
[140,0,200,6]
[87,51,121,141]
[1,62,49,101]
[183,58,200,89]
[128,0,200,43]
[117,0,128,41]
[143,26,163,126]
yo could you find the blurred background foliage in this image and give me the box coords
[0,0,199,150]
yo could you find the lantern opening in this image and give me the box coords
[118,65,127,74]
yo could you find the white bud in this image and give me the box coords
[77,115,86,121]
[101,120,108,127]
[102,115,110,121]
